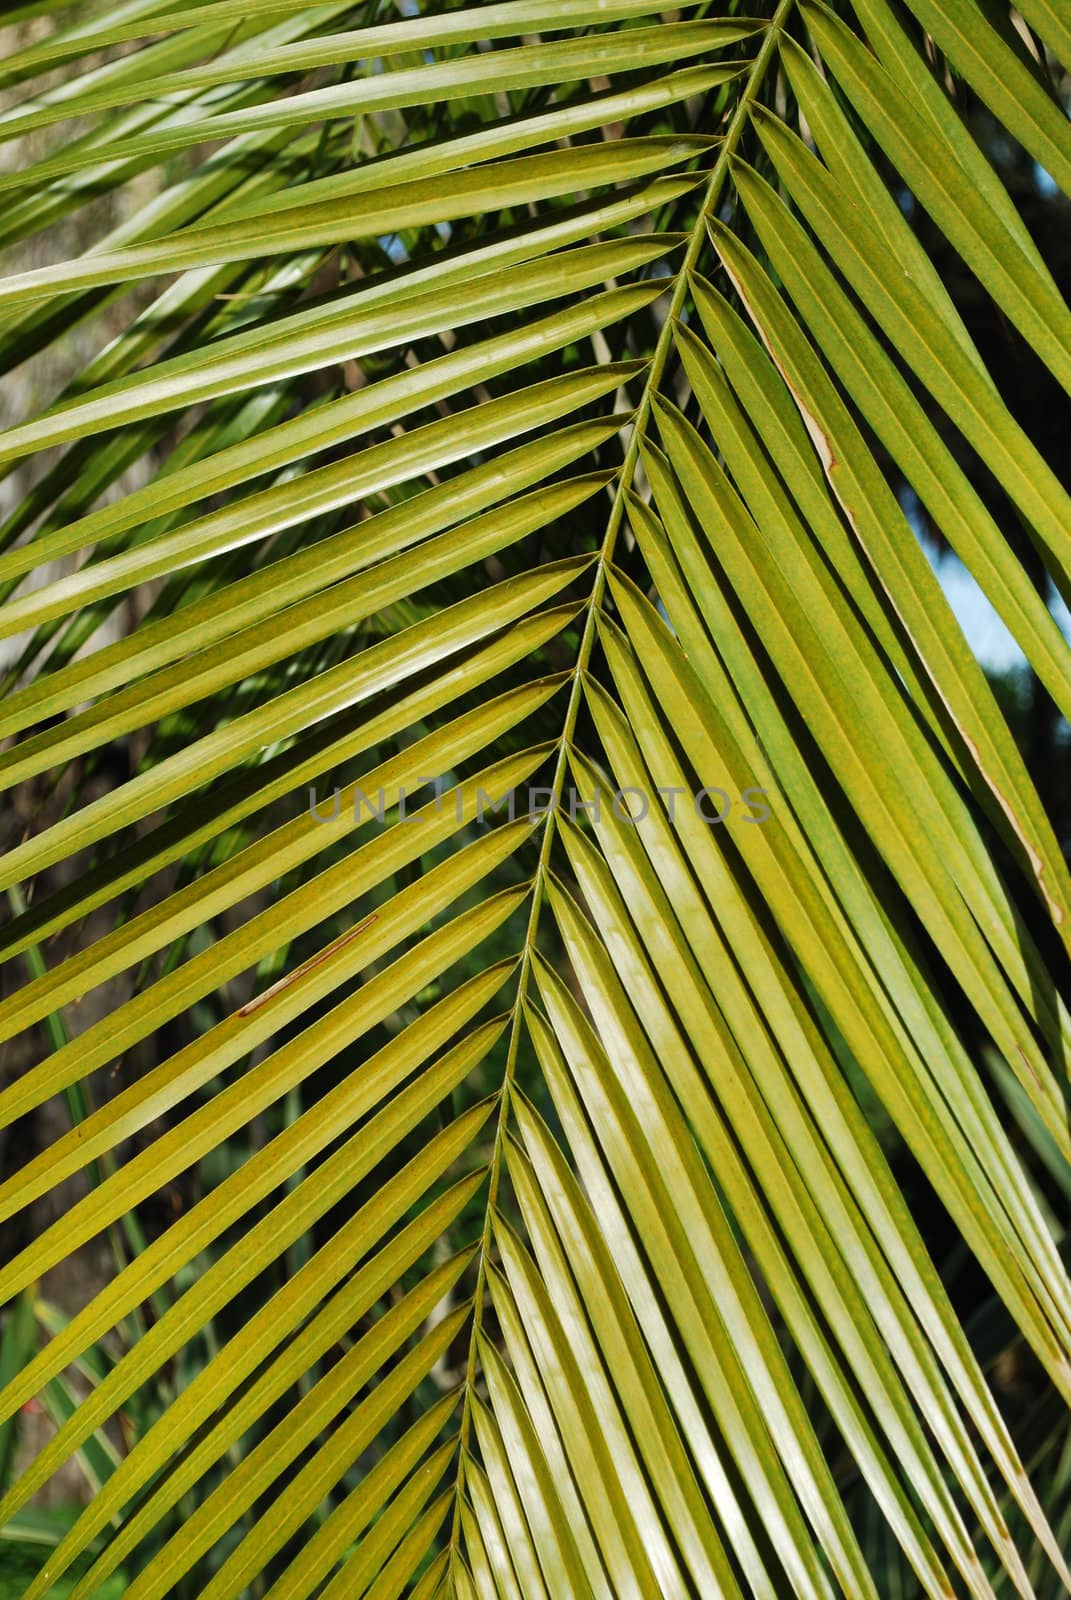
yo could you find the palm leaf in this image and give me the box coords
[1,0,1070,1595]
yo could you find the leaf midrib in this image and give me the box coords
[444,0,798,1573]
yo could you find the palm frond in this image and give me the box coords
[1,1,1070,1595]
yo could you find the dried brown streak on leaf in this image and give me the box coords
[958,730,1057,922]
[236,913,380,1016]
[1015,1042,1045,1093]
[713,256,837,472]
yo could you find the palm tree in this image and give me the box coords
[0,0,1070,1593]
